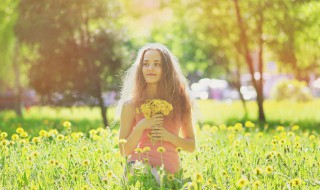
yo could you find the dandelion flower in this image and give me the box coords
[107,170,113,178]
[11,134,19,141]
[142,146,151,153]
[16,127,24,134]
[20,132,28,138]
[252,180,262,189]
[265,166,274,174]
[175,147,183,152]
[236,177,249,188]
[167,174,174,181]
[32,137,41,143]
[157,146,166,153]
[57,134,64,141]
[245,121,255,128]
[135,147,143,154]
[1,140,9,146]
[290,178,303,187]
[1,132,8,138]
[291,125,299,131]
[309,135,316,140]
[82,159,90,166]
[63,121,72,128]
[276,126,285,131]
[194,172,204,183]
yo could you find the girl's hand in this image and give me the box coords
[136,114,163,131]
[150,126,174,142]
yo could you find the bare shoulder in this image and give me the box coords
[121,99,136,116]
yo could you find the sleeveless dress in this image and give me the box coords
[128,113,181,174]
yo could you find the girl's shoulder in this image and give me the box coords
[122,99,136,112]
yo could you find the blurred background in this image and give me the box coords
[1,0,320,133]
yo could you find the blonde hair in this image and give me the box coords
[116,43,196,125]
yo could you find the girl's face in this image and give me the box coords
[142,49,162,84]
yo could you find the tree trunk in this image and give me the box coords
[235,62,248,119]
[233,0,266,122]
[13,41,22,117]
[96,82,108,127]
[257,10,266,122]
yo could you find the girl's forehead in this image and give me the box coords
[143,49,161,59]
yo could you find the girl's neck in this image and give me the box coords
[144,83,158,99]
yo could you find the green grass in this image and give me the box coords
[0,100,320,189]
[0,123,319,189]
[1,99,320,136]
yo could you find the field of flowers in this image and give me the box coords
[1,120,319,189]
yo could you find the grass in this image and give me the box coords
[1,99,319,136]
[0,100,320,189]
[0,122,319,189]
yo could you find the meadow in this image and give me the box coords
[0,99,320,189]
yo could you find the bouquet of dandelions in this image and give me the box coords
[136,99,173,147]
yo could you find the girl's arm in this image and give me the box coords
[118,101,144,157]
[169,113,196,152]
[151,112,196,152]
[119,101,164,156]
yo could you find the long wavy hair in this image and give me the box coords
[116,43,195,125]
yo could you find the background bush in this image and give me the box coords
[271,79,313,102]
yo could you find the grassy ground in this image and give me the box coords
[0,100,319,189]
[0,122,319,189]
[1,99,319,136]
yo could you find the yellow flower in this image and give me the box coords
[20,132,28,138]
[16,127,24,134]
[135,147,143,153]
[32,137,41,143]
[82,146,88,152]
[57,134,64,141]
[253,167,263,175]
[175,147,183,152]
[11,134,20,141]
[167,174,174,181]
[276,126,285,131]
[290,178,303,187]
[107,170,113,178]
[1,140,9,146]
[219,124,227,130]
[236,177,249,188]
[157,146,166,153]
[234,123,243,131]
[265,166,274,174]
[63,121,72,128]
[89,129,97,136]
[140,99,173,119]
[291,125,299,131]
[119,139,127,144]
[194,172,204,183]
[142,146,151,153]
[39,130,48,137]
[309,135,316,140]
[31,151,40,157]
[252,180,262,189]
[1,132,8,138]
[82,159,90,166]
[245,121,255,128]
[48,129,58,136]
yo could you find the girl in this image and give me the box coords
[117,43,196,180]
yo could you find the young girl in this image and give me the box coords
[117,43,196,180]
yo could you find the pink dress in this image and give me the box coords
[128,113,181,174]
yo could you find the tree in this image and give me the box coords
[15,0,125,127]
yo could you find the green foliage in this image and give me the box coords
[15,0,125,104]
[271,79,313,102]
[0,121,319,189]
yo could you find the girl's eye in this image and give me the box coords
[143,63,149,66]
